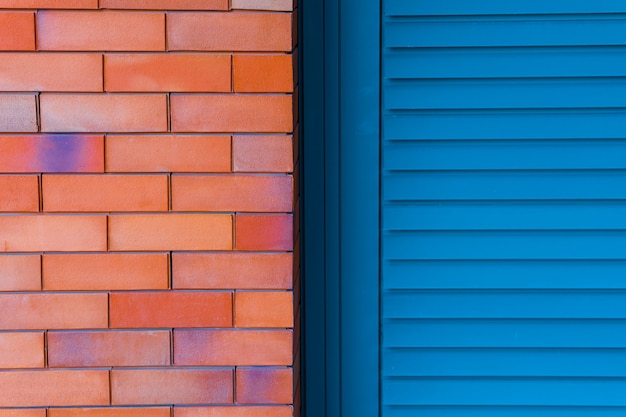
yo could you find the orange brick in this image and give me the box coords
[231,0,292,11]
[105,135,231,173]
[48,330,170,367]
[235,214,293,251]
[172,175,292,212]
[101,0,227,9]
[0,54,101,92]
[172,253,292,290]
[49,409,170,417]
[0,370,109,407]
[110,291,232,328]
[167,12,292,52]
[0,215,106,252]
[0,332,44,368]
[37,11,165,51]
[233,135,293,173]
[0,293,108,329]
[105,54,230,92]
[174,407,293,417]
[43,253,169,291]
[111,369,233,405]
[0,13,34,51]
[234,55,293,93]
[0,95,37,133]
[40,94,168,133]
[0,255,40,291]
[174,329,292,366]
[171,95,293,133]
[0,0,97,7]
[0,176,39,212]
[0,410,46,417]
[109,214,232,251]
[42,174,168,212]
[235,292,293,328]
[0,135,104,173]
[236,368,292,404]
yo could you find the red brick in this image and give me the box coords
[175,330,292,366]
[0,215,106,252]
[235,292,293,328]
[0,176,39,212]
[48,330,170,367]
[37,11,165,51]
[49,409,170,417]
[231,0,292,11]
[109,214,232,251]
[0,13,34,51]
[111,369,233,405]
[0,95,37,133]
[105,135,231,173]
[40,94,168,133]
[234,55,293,93]
[42,174,168,212]
[110,291,232,328]
[0,255,40,291]
[236,368,292,404]
[0,293,108,329]
[43,253,169,291]
[105,54,230,92]
[0,0,97,7]
[171,95,293,133]
[0,332,44,368]
[167,12,292,52]
[172,175,292,212]
[0,370,109,407]
[172,253,292,290]
[101,0,227,9]
[0,410,46,417]
[174,407,293,417]
[235,214,293,251]
[233,136,293,173]
[0,54,101,92]
[0,135,104,173]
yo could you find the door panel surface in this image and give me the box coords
[381,1,626,415]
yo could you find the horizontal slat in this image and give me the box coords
[385,78,626,109]
[386,20,626,48]
[384,260,626,289]
[383,405,626,417]
[384,377,626,406]
[384,171,626,201]
[385,230,626,260]
[384,110,626,140]
[384,319,626,348]
[384,140,626,170]
[384,348,626,377]
[384,290,626,318]
[385,47,626,79]
[384,202,626,230]
[385,0,626,16]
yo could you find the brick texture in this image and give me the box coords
[0,1,297,415]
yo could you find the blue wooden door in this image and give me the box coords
[382,1,626,416]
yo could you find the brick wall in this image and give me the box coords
[0,1,298,416]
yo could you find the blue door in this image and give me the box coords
[303,1,626,416]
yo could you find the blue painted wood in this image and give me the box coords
[384,260,626,289]
[385,140,626,170]
[385,47,626,79]
[384,319,626,347]
[386,0,626,16]
[381,1,626,415]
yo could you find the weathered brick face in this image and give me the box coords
[0,1,298,416]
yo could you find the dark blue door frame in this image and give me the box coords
[300,1,381,416]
